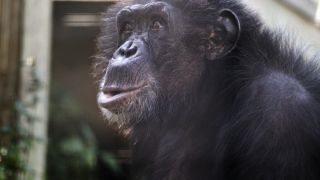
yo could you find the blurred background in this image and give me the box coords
[0,0,319,179]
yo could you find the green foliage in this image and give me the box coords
[100,152,122,176]
[47,124,124,180]
[0,61,42,180]
[47,125,97,179]
[47,83,124,180]
[0,102,38,180]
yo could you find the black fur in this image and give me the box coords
[95,0,320,179]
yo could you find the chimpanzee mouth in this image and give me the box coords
[98,85,144,111]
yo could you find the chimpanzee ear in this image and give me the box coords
[206,9,241,60]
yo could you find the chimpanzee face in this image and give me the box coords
[96,1,240,126]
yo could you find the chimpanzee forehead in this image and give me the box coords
[120,1,172,13]
[116,1,177,25]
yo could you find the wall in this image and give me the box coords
[243,0,320,56]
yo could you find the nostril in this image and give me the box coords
[125,46,138,58]
[116,42,138,58]
[118,48,125,56]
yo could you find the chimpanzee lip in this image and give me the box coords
[98,86,143,111]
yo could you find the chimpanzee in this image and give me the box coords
[94,0,320,179]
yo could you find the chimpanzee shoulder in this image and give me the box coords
[221,28,320,180]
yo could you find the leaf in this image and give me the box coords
[100,152,122,175]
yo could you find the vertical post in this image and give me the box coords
[20,0,52,179]
[0,0,22,125]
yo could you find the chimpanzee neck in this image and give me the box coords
[130,62,232,179]
[130,21,263,180]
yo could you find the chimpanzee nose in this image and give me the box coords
[117,41,138,58]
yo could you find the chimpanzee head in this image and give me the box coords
[95,0,240,127]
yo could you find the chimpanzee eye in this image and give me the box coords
[122,23,134,34]
[151,20,164,31]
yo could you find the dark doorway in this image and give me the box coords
[47,2,130,179]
